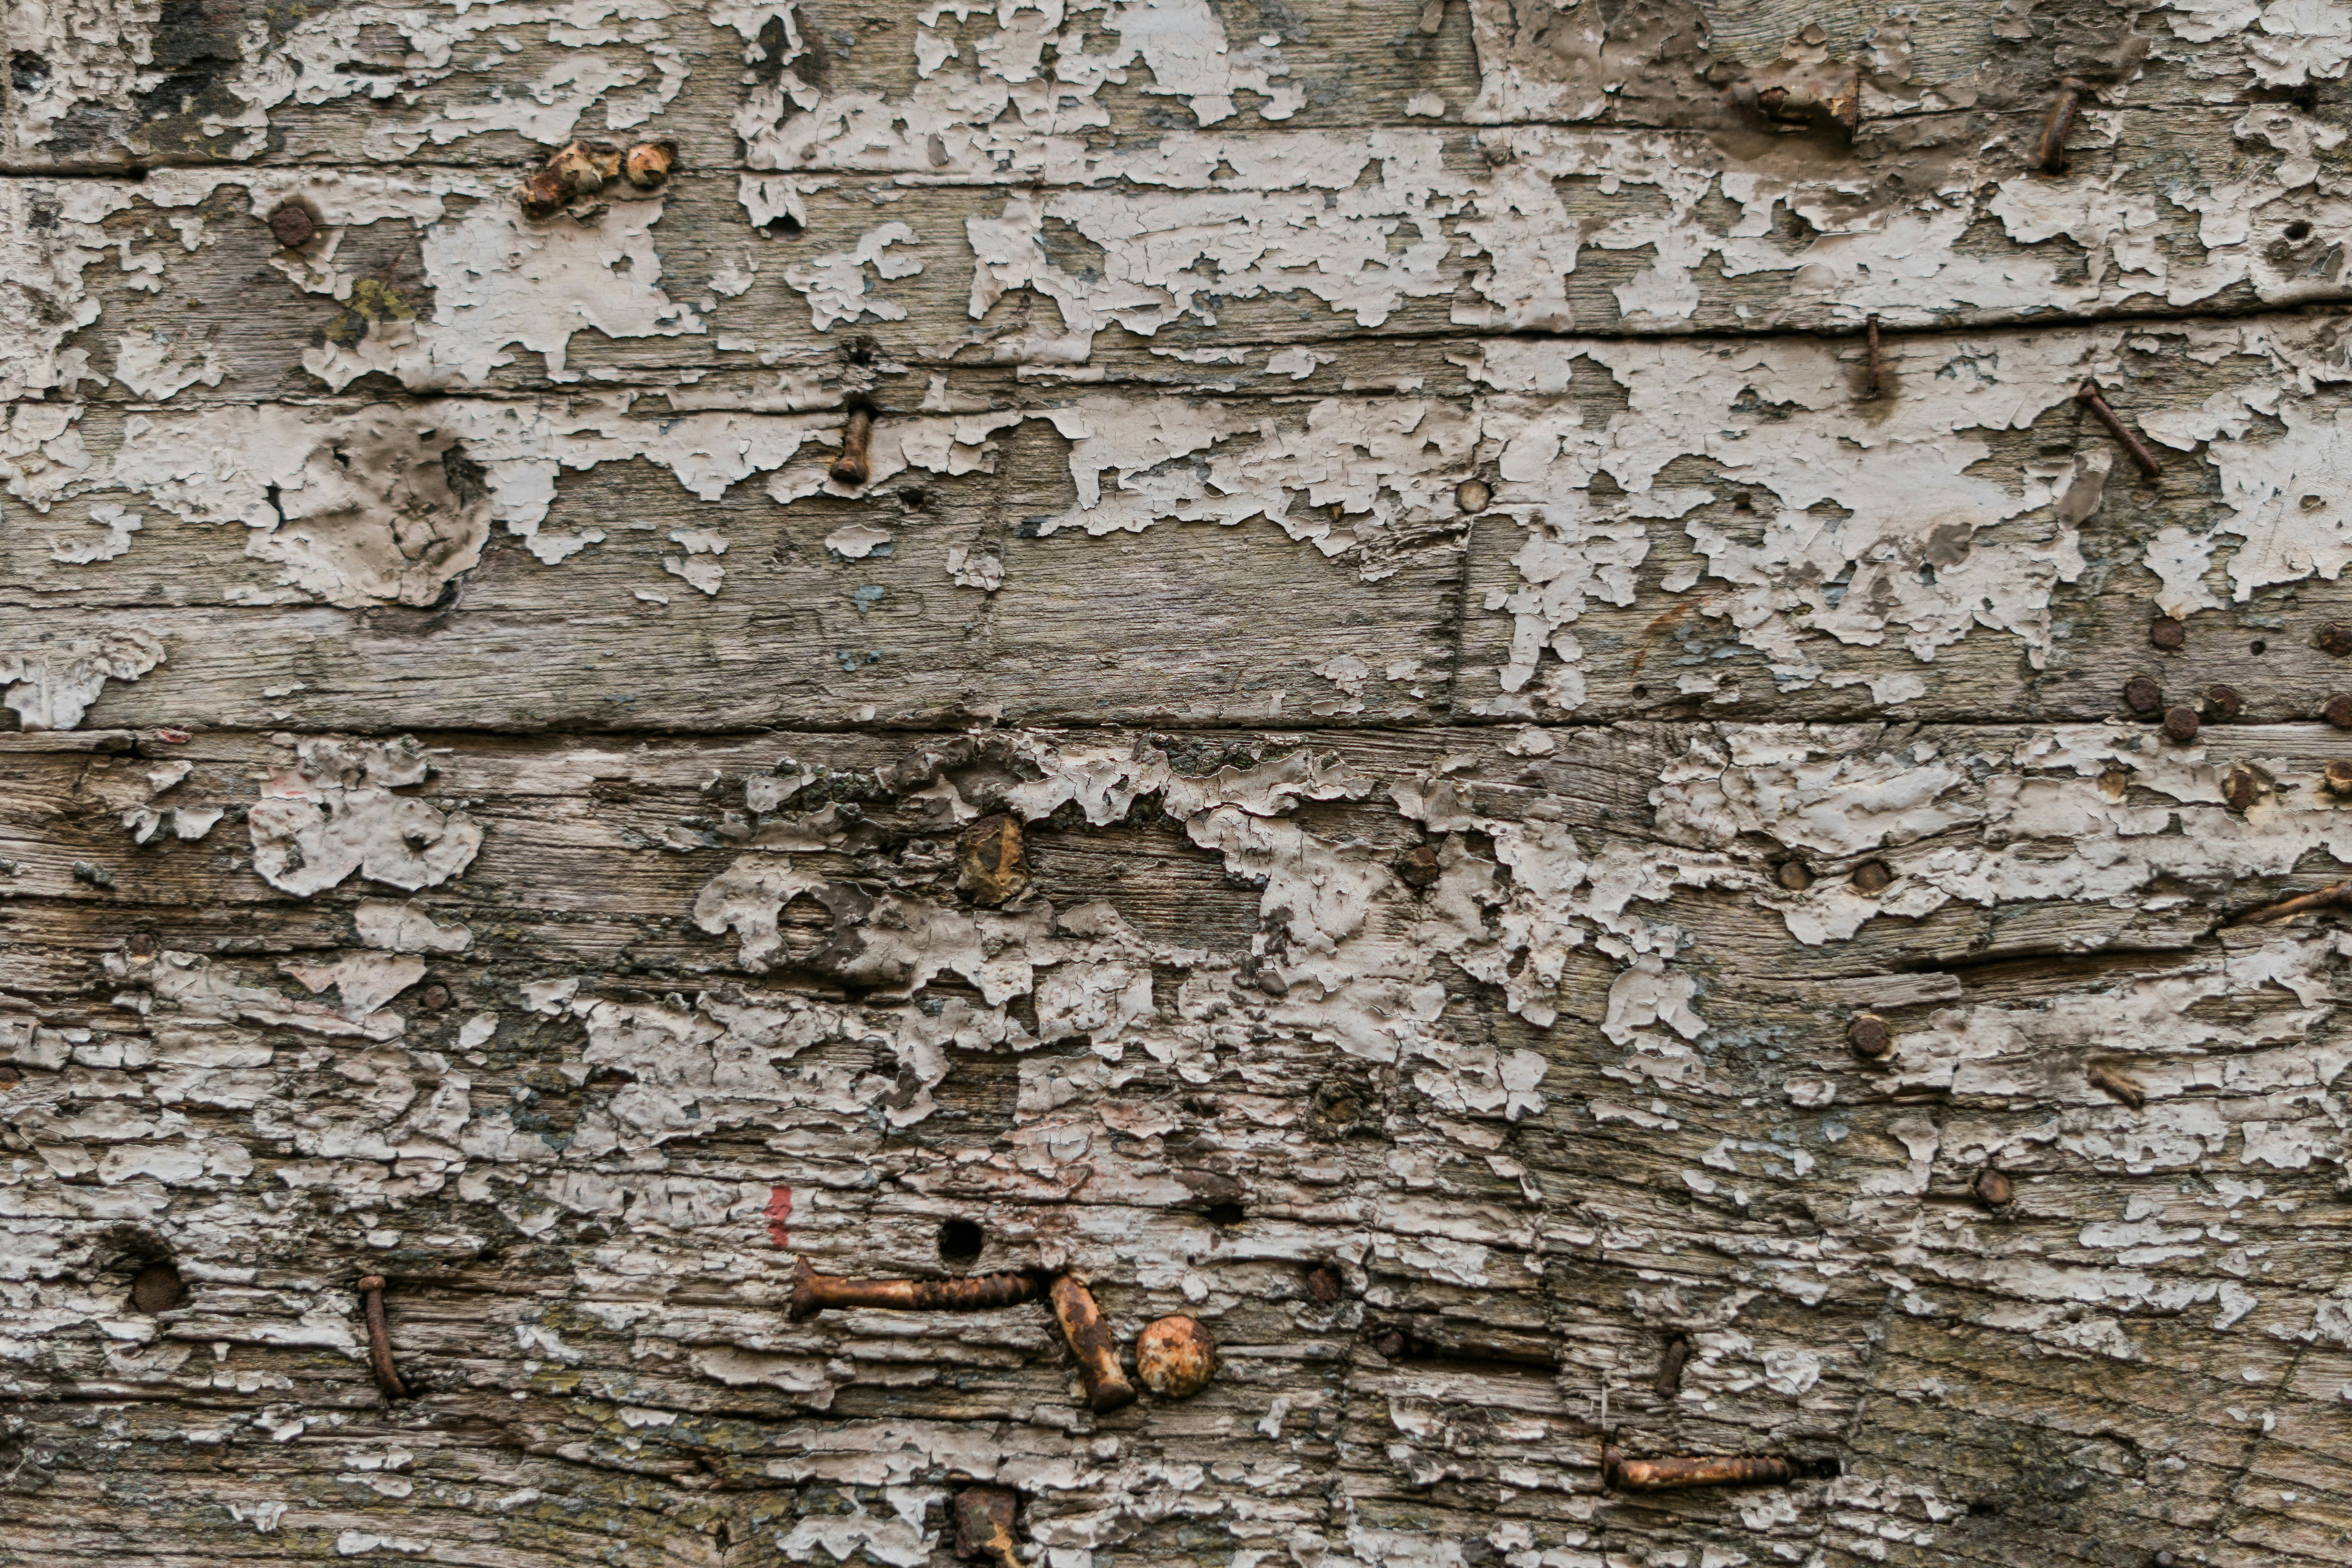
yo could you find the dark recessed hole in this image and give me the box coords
[2251,640,2268,654]
[1203,1201,1246,1227]
[937,1217,984,1263]
[130,1260,185,1314]
[2287,220,2313,241]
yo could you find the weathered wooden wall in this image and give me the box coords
[7,1,2352,1564]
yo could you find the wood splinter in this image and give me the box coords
[788,1257,1041,1319]
[1048,1274,1138,1412]
[954,1486,1024,1568]
[1604,1449,1795,1491]
[356,1275,408,1399]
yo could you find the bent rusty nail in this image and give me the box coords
[788,1257,1042,1319]
[1865,314,1882,399]
[356,1275,408,1399]
[2085,1061,2147,1110]
[2036,77,2091,173]
[2228,878,2352,926]
[954,1487,1023,1568]
[1604,1449,1795,1491]
[2075,381,2162,477]
[1048,1274,1137,1412]
[830,406,874,487]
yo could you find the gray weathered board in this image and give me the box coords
[6,1,2352,1564]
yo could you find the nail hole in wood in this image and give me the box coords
[2251,639,2268,654]
[131,1260,185,1314]
[938,1217,984,1263]
[1203,1201,1245,1227]
[2287,220,2313,241]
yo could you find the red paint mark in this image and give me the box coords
[765,1186,793,1248]
[155,728,190,744]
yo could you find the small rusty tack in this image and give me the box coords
[1847,1013,1893,1060]
[267,202,314,249]
[1972,1169,2014,1209]
[1134,1314,1215,1399]
[2323,760,2352,798]
[2202,684,2242,723]
[788,1258,1040,1319]
[2076,381,2163,478]
[624,140,676,190]
[954,1487,1023,1568]
[2149,616,2186,651]
[831,406,874,487]
[2222,765,2265,812]
[2327,694,2352,730]
[2318,622,2352,658]
[1865,314,1882,399]
[2035,77,2092,174]
[356,1275,408,1399]
[1048,1275,1138,1412]
[2229,878,2352,926]
[1653,1335,1691,1396]
[2161,705,2200,744]
[1604,1450,1795,1492]
[2122,675,2163,715]
[2085,1061,2146,1110]
[1851,860,1895,895]
[1775,859,1813,891]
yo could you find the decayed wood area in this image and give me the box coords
[9,0,2352,1564]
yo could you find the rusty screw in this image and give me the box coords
[2122,675,2163,715]
[1775,859,1813,891]
[624,140,676,190]
[830,406,874,488]
[2222,766,2265,812]
[1048,1275,1138,1412]
[356,1275,409,1398]
[2323,761,2352,797]
[954,1488,1022,1568]
[1864,314,1882,399]
[2148,616,2186,650]
[1604,1451,1796,1492]
[267,202,315,249]
[1851,860,1895,895]
[1134,1314,1216,1399]
[788,1257,1040,1319]
[1848,1012,1893,1060]
[2327,695,2352,730]
[2161,705,2200,744]
[2077,381,2163,479]
[1972,1169,2014,1209]
[2035,77,2092,173]
[2202,684,2242,722]
[2319,622,2352,658]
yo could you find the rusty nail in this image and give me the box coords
[356,1275,409,1398]
[624,140,676,190]
[2122,675,2163,715]
[1394,843,1442,888]
[1134,1314,1216,1399]
[2319,622,2352,658]
[1865,314,1882,399]
[2202,684,2242,722]
[2036,77,2091,173]
[954,1487,1023,1568]
[2327,695,2352,730]
[1847,1012,1893,1060]
[958,814,1028,906]
[2161,705,2200,744]
[267,202,314,249]
[2325,761,2352,797]
[2077,381,2163,478]
[131,1260,186,1314]
[127,932,159,958]
[1972,1169,2014,1209]
[1306,1265,1341,1303]
[2085,1061,2146,1110]
[2222,765,2264,812]
[1775,859,1814,891]
[519,167,573,220]
[788,1257,1041,1320]
[1654,1334,1691,1396]
[547,139,617,196]
[1604,1450,1796,1492]
[417,983,451,1011]
[1851,860,1894,895]
[2148,617,2186,651]
[1455,479,1492,514]
[830,406,874,487]
[2230,878,2352,926]
[1048,1275,1137,1412]
[0,1066,20,1089]
[1374,1330,1405,1358]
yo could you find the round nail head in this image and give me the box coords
[1852,860,1895,895]
[2320,623,2352,658]
[2149,617,2185,651]
[1135,1314,1216,1398]
[268,202,314,249]
[1848,1013,1893,1059]
[1775,859,1813,891]
[2122,675,2162,715]
[2222,766,2263,812]
[1972,1169,2013,1208]
[2161,706,2200,743]
[1306,1266,1341,1303]
[2202,684,2241,722]
[624,141,675,189]
[1455,479,1492,514]
[2324,760,2352,797]
[2329,695,2352,730]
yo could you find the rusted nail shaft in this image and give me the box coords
[789,1257,1041,1319]
[2086,1061,2146,1110]
[1048,1275,1137,1412]
[2227,878,2352,927]
[2036,78,2090,173]
[954,1487,1022,1568]
[2076,381,2162,478]
[830,406,873,487]
[356,1275,408,1399]
[1865,314,1882,399]
[1604,1450,1794,1491]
